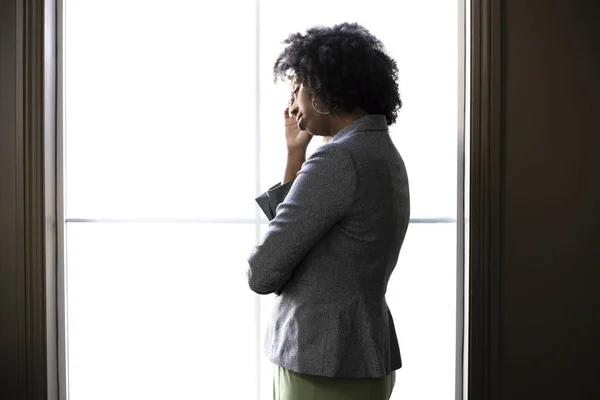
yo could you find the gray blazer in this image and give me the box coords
[247,114,410,378]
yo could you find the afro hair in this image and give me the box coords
[273,22,402,125]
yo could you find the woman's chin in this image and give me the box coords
[300,121,320,136]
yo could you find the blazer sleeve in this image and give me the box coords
[255,181,294,221]
[247,145,357,294]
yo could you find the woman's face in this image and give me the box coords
[289,80,332,136]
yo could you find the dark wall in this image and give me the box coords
[500,0,600,398]
[0,0,25,398]
[1,0,48,398]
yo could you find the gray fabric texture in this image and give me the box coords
[247,114,410,378]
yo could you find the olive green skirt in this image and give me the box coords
[273,365,396,400]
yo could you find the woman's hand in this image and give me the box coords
[284,107,312,153]
[282,106,311,183]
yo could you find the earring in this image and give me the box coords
[312,98,330,115]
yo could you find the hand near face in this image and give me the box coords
[284,106,312,153]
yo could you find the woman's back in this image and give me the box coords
[249,114,410,378]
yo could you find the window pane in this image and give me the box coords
[259,0,458,218]
[66,223,257,400]
[387,223,457,399]
[258,224,275,399]
[65,0,257,219]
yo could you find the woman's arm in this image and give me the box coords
[247,144,357,294]
[283,104,312,183]
[255,107,312,220]
[283,150,306,184]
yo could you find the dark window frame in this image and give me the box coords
[468,0,502,399]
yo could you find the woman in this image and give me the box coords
[247,22,410,400]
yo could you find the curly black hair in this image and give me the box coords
[273,22,402,125]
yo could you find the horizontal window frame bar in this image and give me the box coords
[64,217,457,224]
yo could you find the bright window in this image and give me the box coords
[62,1,460,399]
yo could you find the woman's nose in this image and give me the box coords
[289,101,300,117]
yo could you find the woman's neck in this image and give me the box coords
[328,108,369,137]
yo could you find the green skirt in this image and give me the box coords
[273,365,396,400]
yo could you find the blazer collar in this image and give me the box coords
[331,114,389,143]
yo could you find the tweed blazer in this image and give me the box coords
[247,114,410,378]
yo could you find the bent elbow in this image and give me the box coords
[247,256,276,295]
[247,244,291,295]
[247,253,288,295]
[247,270,278,295]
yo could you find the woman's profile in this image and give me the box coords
[247,22,410,400]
